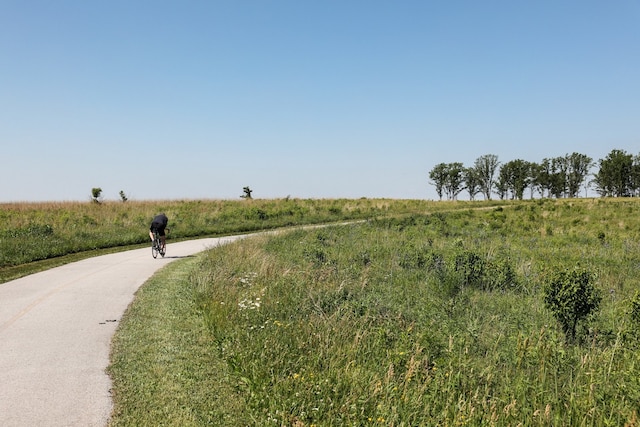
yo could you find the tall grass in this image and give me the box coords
[109,198,640,425]
[1,198,496,273]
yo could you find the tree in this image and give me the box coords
[429,163,448,200]
[429,163,465,201]
[565,152,593,198]
[463,167,481,201]
[473,154,499,200]
[632,154,640,197]
[548,156,568,198]
[91,188,103,204]
[528,162,542,198]
[241,186,253,199]
[512,160,532,200]
[444,162,465,201]
[497,159,531,200]
[531,160,549,198]
[494,168,509,200]
[592,149,634,197]
[536,158,558,198]
[543,268,602,344]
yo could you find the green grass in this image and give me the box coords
[108,256,249,426]
[108,198,640,426]
[2,198,498,283]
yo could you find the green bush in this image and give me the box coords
[630,292,640,324]
[543,268,602,344]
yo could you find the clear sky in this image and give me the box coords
[2,1,639,202]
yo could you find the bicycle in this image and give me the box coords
[151,228,168,258]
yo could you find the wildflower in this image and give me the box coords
[238,298,261,310]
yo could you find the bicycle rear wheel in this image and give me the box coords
[152,232,160,258]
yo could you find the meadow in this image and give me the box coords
[0,198,479,282]
[107,198,640,426]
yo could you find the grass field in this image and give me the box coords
[1,198,495,282]
[107,198,640,426]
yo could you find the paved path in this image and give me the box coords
[0,236,245,427]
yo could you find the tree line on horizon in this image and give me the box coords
[429,149,640,201]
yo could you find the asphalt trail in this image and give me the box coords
[0,236,244,427]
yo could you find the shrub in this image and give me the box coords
[630,292,640,325]
[543,268,602,344]
[91,187,103,204]
[454,249,485,289]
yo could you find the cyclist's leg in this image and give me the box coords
[150,223,158,242]
[150,221,163,242]
[159,227,166,249]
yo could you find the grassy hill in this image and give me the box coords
[107,198,640,426]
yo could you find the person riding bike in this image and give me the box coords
[149,213,169,251]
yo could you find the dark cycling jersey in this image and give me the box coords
[150,214,168,236]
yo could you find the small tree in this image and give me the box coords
[463,167,481,201]
[119,190,128,203]
[474,154,500,200]
[429,163,447,200]
[91,187,103,204]
[543,268,602,344]
[241,186,253,199]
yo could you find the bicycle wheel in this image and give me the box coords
[159,229,167,257]
[152,232,159,259]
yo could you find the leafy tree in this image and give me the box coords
[443,162,465,201]
[548,156,568,198]
[429,163,448,200]
[631,154,640,197]
[497,159,531,200]
[565,152,593,198]
[494,168,509,200]
[593,149,634,197]
[463,167,481,201]
[543,268,602,344]
[429,163,465,200]
[532,154,591,198]
[241,186,253,199]
[473,154,499,200]
[91,188,103,204]
[531,160,551,198]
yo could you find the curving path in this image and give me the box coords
[0,236,246,427]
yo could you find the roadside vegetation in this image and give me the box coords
[0,198,499,283]
[109,198,640,426]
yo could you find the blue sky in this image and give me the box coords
[2,1,639,202]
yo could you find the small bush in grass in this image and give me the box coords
[630,292,640,324]
[543,268,602,344]
[623,292,640,346]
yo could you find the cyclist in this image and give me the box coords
[149,213,169,251]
